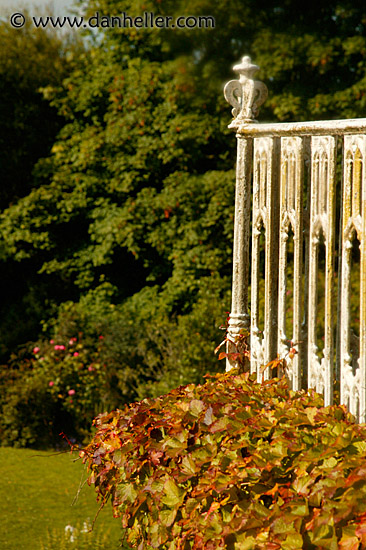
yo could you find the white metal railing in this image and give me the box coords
[224,56,366,422]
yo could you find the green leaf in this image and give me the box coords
[185,497,200,514]
[349,441,366,455]
[234,536,257,549]
[282,533,303,550]
[164,437,186,451]
[210,416,230,433]
[159,508,177,527]
[311,523,337,548]
[189,399,206,417]
[149,522,167,548]
[306,407,318,424]
[322,457,338,469]
[288,500,308,517]
[271,439,288,459]
[150,478,166,494]
[161,479,185,507]
[251,501,271,519]
[272,517,291,534]
[181,455,197,476]
[191,446,214,464]
[221,506,233,523]
[119,483,138,503]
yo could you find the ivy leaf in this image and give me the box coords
[339,526,360,550]
[161,479,185,507]
[281,533,304,550]
[119,483,138,504]
[210,416,230,433]
[288,500,308,517]
[203,405,214,426]
[181,455,198,476]
[149,522,167,548]
[164,436,186,452]
[159,508,177,527]
[84,367,366,549]
[189,399,205,417]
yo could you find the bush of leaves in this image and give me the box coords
[82,368,366,549]
[0,335,113,447]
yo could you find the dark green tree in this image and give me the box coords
[0,17,82,209]
[1,0,366,389]
[0,18,83,357]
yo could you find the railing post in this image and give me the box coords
[224,56,267,371]
[226,136,252,371]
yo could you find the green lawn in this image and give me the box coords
[0,447,127,550]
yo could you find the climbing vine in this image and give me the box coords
[81,368,366,549]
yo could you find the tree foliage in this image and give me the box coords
[0,18,83,357]
[2,0,366,317]
[0,15,83,209]
[1,0,366,442]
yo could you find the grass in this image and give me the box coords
[0,447,128,550]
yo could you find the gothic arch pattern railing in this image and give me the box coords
[251,137,279,379]
[340,135,366,421]
[224,56,366,421]
[277,137,304,391]
[307,136,336,407]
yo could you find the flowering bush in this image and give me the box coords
[33,336,106,424]
[82,369,366,549]
[0,335,116,448]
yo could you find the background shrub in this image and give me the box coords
[0,335,112,447]
[0,278,227,448]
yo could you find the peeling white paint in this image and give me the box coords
[225,56,366,421]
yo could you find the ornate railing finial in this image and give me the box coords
[224,56,268,123]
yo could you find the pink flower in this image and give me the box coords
[88,365,94,371]
[50,340,54,344]
[99,335,104,340]
[73,352,79,357]
[68,389,75,396]
[33,347,40,354]
[49,381,54,387]
[69,339,74,346]
[54,345,66,350]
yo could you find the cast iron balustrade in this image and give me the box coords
[224,56,366,422]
